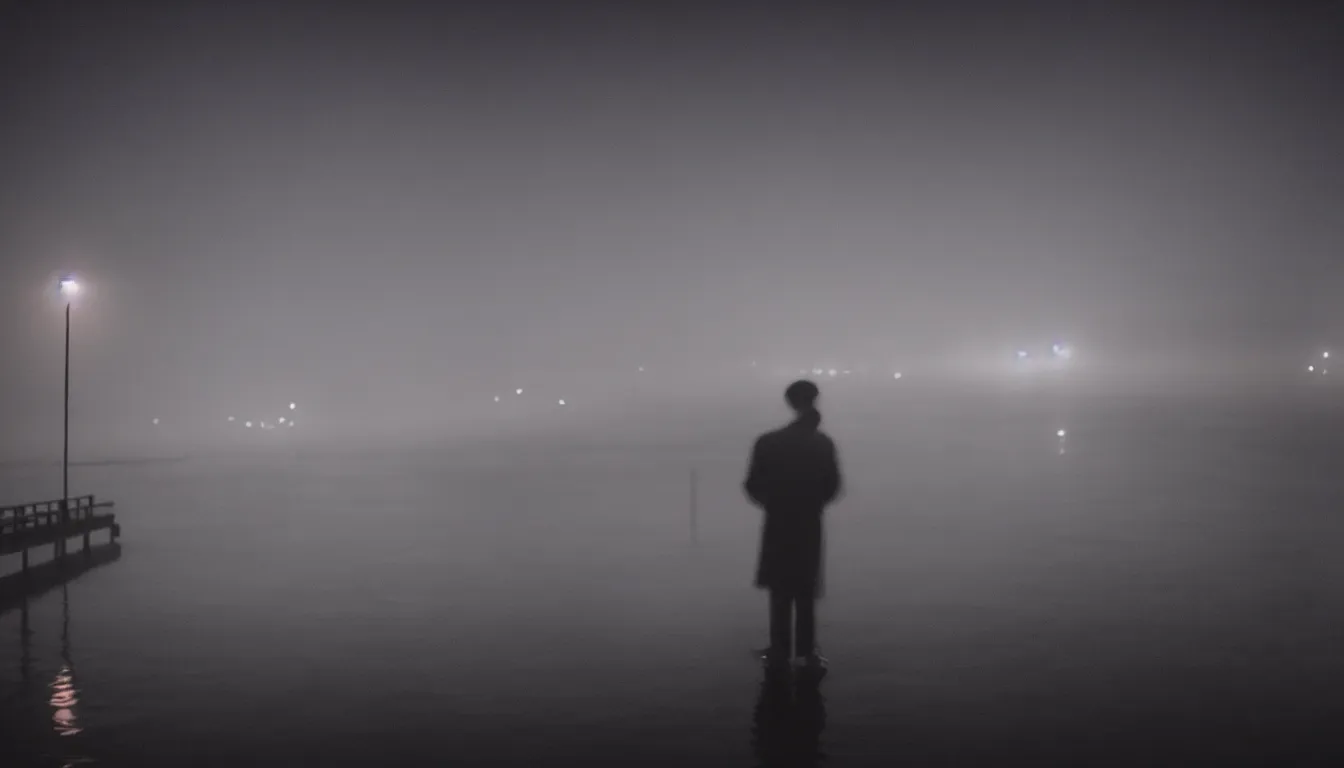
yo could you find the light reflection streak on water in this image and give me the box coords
[50,665,82,736]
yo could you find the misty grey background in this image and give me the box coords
[3,2,1343,458]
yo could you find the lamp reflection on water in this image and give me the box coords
[53,584,84,738]
[50,665,82,736]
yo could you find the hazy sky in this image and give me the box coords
[2,2,1342,448]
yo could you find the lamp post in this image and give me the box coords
[58,276,80,554]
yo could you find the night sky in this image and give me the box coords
[2,2,1342,453]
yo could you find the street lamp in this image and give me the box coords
[57,276,80,548]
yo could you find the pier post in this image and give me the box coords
[82,497,91,554]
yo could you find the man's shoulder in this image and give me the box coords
[753,428,784,449]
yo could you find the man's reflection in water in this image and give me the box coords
[751,667,827,767]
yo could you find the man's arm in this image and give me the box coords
[743,437,769,508]
[821,439,843,506]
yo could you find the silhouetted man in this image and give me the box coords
[744,380,843,670]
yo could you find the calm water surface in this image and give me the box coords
[3,390,1343,766]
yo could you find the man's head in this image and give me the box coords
[784,380,820,415]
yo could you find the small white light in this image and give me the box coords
[152,418,160,425]
[227,416,235,422]
[515,388,523,395]
[245,421,253,428]
[1324,351,1331,359]
[827,369,837,377]
[558,399,566,406]
[812,368,824,376]
[1017,350,1029,359]
[289,402,297,410]
[1309,365,1316,372]
[278,417,286,424]
[842,369,851,375]
[638,366,645,372]
[893,372,903,380]
[1057,429,1067,438]
[288,421,294,427]
[493,395,501,402]
[58,277,81,297]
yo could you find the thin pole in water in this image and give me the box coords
[689,467,699,543]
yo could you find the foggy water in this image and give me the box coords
[3,389,1344,766]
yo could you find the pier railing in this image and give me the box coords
[0,495,120,567]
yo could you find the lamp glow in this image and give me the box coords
[58,277,81,297]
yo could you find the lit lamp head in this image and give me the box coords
[58,276,81,299]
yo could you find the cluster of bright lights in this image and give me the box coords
[1305,351,1332,375]
[231,402,298,431]
[488,386,571,407]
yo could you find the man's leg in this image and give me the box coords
[769,589,793,658]
[795,595,816,658]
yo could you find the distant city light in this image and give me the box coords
[812,368,824,376]
[287,421,294,427]
[152,418,159,425]
[515,388,523,395]
[58,276,81,297]
[227,416,235,422]
[827,369,837,377]
[289,403,297,410]
[278,417,286,424]
[245,421,253,428]
[493,395,501,402]
[893,372,903,380]
[842,370,852,375]
[638,366,645,372]
[558,399,566,406]
[1017,350,1029,359]
[1309,365,1316,372]
[1324,351,1331,359]
[1057,429,1067,438]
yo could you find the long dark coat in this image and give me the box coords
[743,418,842,599]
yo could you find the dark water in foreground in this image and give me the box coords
[3,389,1344,766]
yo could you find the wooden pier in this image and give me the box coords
[0,495,121,568]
